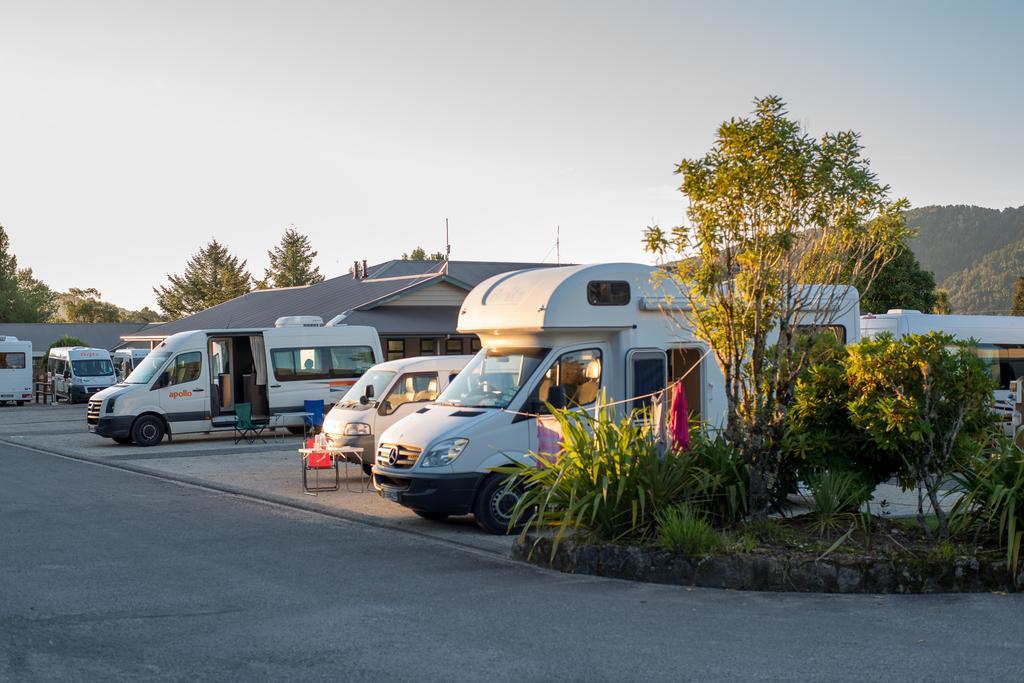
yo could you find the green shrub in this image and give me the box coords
[656,504,723,555]
[499,406,713,551]
[689,429,749,524]
[804,469,870,535]
[951,434,1024,581]
[846,332,995,537]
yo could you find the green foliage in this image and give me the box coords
[688,430,748,524]
[643,95,910,519]
[402,246,445,261]
[53,288,164,323]
[656,504,723,555]
[1012,276,1024,316]
[785,335,900,489]
[951,434,1024,582]
[846,332,995,536]
[154,239,252,319]
[0,225,57,323]
[261,228,324,289]
[857,245,937,314]
[499,407,716,552]
[804,470,870,536]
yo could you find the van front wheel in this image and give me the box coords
[473,475,524,535]
[131,416,165,447]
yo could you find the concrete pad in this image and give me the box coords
[0,402,514,556]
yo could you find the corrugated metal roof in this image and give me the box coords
[337,307,462,335]
[143,260,553,337]
[0,322,151,355]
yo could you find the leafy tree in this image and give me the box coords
[45,335,88,360]
[1012,276,1024,316]
[0,224,57,323]
[857,245,937,314]
[56,288,123,323]
[402,246,445,261]
[644,96,909,519]
[845,332,994,537]
[154,239,252,319]
[122,306,164,323]
[933,289,952,314]
[261,228,325,288]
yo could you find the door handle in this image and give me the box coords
[192,388,205,392]
[270,385,281,388]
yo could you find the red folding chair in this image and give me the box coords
[302,438,339,493]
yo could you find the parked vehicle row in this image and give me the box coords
[48,346,117,403]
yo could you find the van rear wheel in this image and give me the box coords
[131,416,165,447]
[473,475,524,535]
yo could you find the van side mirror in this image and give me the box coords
[547,386,567,411]
[359,384,374,405]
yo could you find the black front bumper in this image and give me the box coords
[89,415,134,439]
[372,468,485,516]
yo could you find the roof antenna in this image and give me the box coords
[556,225,560,265]
[443,218,450,275]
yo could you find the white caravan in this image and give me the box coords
[112,348,151,382]
[0,336,33,406]
[48,347,117,403]
[861,309,1024,431]
[87,316,382,446]
[372,263,861,533]
[322,355,474,473]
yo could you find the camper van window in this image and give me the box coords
[271,345,375,382]
[72,359,114,377]
[587,281,630,306]
[975,344,1024,390]
[125,351,172,384]
[380,373,439,415]
[168,352,202,385]
[530,349,603,413]
[436,347,548,409]
[341,370,396,405]
[794,324,847,344]
[0,352,26,369]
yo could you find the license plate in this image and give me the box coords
[87,425,97,433]
[382,489,400,502]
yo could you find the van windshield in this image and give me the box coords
[436,348,548,409]
[340,370,396,406]
[124,351,172,384]
[72,359,114,377]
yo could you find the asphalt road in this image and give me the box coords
[2,443,1024,681]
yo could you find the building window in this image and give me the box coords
[587,280,630,306]
[470,337,482,352]
[420,339,437,356]
[386,339,405,361]
[446,338,464,355]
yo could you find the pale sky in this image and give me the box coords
[1,0,1021,310]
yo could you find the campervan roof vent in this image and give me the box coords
[274,316,324,328]
[0,335,17,341]
[886,309,923,315]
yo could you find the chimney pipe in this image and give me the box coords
[362,259,368,278]
[352,261,359,279]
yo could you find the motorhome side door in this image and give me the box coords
[626,349,668,417]
[156,351,208,434]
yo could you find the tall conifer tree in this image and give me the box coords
[261,228,324,288]
[154,239,252,319]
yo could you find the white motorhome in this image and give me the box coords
[87,316,382,446]
[322,355,474,473]
[861,309,1024,429]
[0,336,33,406]
[372,263,861,533]
[112,348,151,382]
[48,347,117,403]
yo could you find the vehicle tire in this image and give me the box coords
[131,415,165,447]
[16,401,24,406]
[413,510,449,521]
[112,436,133,445]
[473,475,525,535]
[287,426,306,436]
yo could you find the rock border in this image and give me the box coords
[514,534,1021,593]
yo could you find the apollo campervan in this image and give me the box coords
[48,347,117,403]
[0,336,33,406]
[372,263,861,533]
[862,309,1024,433]
[322,355,474,473]
[112,348,151,382]
[87,317,382,446]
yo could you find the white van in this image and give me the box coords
[49,347,117,403]
[112,348,150,382]
[0,336,33,406]
[862,309,1024,432]
[322,355,474,473]
[372,263,861,532]
[87,316,382,446]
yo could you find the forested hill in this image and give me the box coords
[906,205,1024,314]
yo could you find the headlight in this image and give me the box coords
[419,438,469,468]
[343,422,371,436]
[106,396,117,413]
